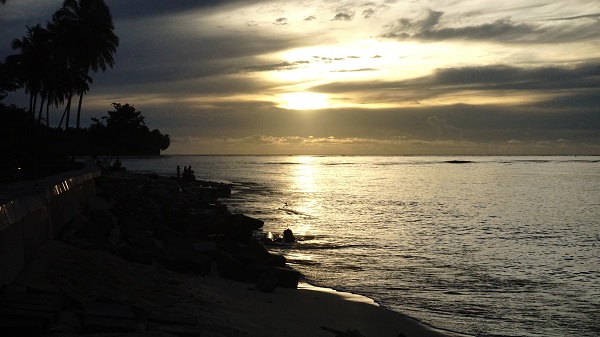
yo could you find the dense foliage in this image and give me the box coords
[0,102,170,181]
[1,1,169,182]
[5,0,119,129]
[89,103,171,157]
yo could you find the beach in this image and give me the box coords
[7,169,463,337]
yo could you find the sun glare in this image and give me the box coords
[279,92,330,110]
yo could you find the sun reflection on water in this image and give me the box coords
[283,156,321,235]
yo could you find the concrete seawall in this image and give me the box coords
[0,163,101,286]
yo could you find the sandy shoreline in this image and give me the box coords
[15,240,465,337]
[7,170,468,337]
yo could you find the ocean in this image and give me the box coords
[119,155,600,337]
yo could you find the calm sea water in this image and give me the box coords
[120,155,600,337]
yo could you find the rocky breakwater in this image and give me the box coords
[1,171,303,336]
[66,171,301,292]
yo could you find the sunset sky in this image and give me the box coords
[2,0,599,155]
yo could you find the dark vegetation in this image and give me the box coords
[1,0,170,182]
[88,103,171,158]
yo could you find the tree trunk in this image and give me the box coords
[59,94,72,129]
[46,100,50,126]
[65,93,72,129]
[31,93,38,122]
[76,91,84,130]
[37,96,45,124]
[29,94,34,117]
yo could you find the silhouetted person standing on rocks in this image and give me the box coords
[182,165,195,181]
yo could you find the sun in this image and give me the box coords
[279,92,330,110]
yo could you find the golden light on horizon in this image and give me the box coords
[279,92,330,110]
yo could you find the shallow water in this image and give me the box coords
[121,155,600,337]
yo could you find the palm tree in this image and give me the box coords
[54,0,119,130]
[9,25,52,122]
[47,12,87,128]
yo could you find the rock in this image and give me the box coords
[0,288,66,331]
[117,245,160,265]
[192,240,218,254]
[215,252,247,282]
[272,267,301,289]
[283,228,296,243]
[184,252,213,276]
[83,301,135,319]
[147,322,205,336]
[82,316,138,333]
[230,214,264,231]
[0,318,45,336]
[158,252,212,276]
[255,271,279,293]
[321,327,367,337]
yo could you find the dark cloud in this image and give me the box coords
[308,61,600,147]
[548,13,600,21]
[316,62,600,97]
[241,60,309,73]
[105,33,297,85]
[330,68,378,73]
[321,104,600,145]
[362,9,375,19]
[432,63,600,91]
[382,9,600,43]
[1,0,237,60]
[274,17,288,25]
[312,56,346,63]
[107,0,212,19]
[332,12,353,21]
[105,0,263,20]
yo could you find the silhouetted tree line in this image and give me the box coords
[88,103,171,158]
[1,102,170,182]
[2,0,119,129]
[1,1,170,182]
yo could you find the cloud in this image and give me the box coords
[330,68,378,73]
[0,0,57,22]
[168,130,600,155]
[362,9,375,19]
[315,62,600,102]
[381,9,600,43]
[241,60,309,73]
[332,12,353,21]
[431,63,600,91]
[548,13,600,21]
[105,0,262,20]
[426,116,463,139]
[312,56,346,63]
[304,15,317,21]
[274,17,288,25]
